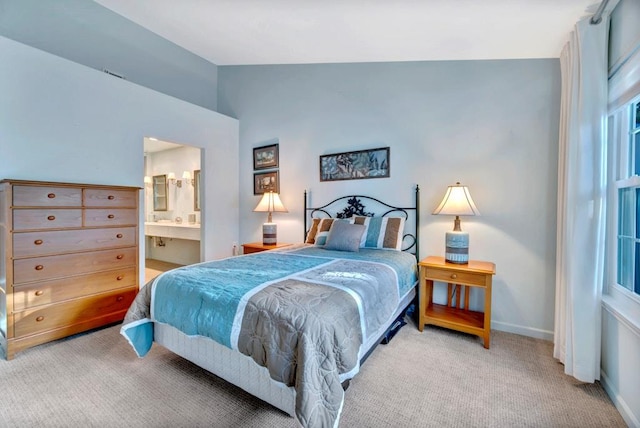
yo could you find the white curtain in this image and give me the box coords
[553,9,614,383]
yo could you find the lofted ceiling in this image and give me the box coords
[94,0,602,66]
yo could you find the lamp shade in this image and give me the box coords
[433,182,479,264]
[253,192,288,215]
[432,182,480,216]
[182,171,191,180]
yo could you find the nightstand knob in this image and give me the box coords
[450,274,457,279]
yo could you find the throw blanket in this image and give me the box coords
[121,247,416,428]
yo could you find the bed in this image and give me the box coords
[121,187,420,428]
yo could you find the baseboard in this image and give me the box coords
[601,369,640,428]
[492,320,553,341]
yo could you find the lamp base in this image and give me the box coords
[262,223,277,245]
[445,230,469,264]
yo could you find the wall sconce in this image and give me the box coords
[182,171,194,186]
[432,182,480,264]
[143,176,152,186]
[167,172,182,188]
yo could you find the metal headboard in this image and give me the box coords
[303,185,420,256]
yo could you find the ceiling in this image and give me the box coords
[94,0,601,66]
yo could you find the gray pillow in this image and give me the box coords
[323,221,366,252]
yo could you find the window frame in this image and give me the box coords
[607,97,640,306]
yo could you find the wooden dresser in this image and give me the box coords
[0,179,140,359]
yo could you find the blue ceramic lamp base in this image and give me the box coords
[263,223,277,245]
[445,230,469,264]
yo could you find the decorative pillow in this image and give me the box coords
[305,218,322,244]
[307,218,354,246]
[323,221,366,252]
[353,216,405,251]
[312,218,338,246]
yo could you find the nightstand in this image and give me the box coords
[242,242,292,254]
[418,256,496,348]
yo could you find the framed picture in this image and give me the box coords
[320,147,390,182]
[254,170,279,194]
[253,143,279,170]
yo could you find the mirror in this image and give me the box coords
[153,174,168,211]
[194,170,201,211]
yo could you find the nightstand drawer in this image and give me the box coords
[425,267,486,287]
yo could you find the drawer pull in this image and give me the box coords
[117,296,124,302]
[35,265,44,271]
[47,193,56,199]
[35,290,44,296]
[450,274,457,279]
[47,215,56,221]
[116,233,123,238]
[36,316,44,322]
[108,195,115,200]
[34,239,43,245]
[108,214,115,219]
[116,254,124,260]
[116,275,124,280]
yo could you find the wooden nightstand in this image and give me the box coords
[242,242,292,254]
[418,256,496,348]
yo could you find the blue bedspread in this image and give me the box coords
[153,252,332,348]
[120,245,417,428]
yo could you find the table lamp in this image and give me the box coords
[253,191,288,245]
[432,182,480,264]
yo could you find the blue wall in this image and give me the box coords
[0,0,218,111]
[218,59,562,338]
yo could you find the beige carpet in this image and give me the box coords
[0,320,626,427]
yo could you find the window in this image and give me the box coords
[614,99,640,297]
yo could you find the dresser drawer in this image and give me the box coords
[13,267,137,310]
[84,189,137,208]
[13,209,83,231]
[424,267,487,287]
[13,227,136,257]
[84,208,137,227]
[13,186,82,207]
[13,247,137,284]
[14,287,137,337]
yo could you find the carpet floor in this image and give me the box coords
[0,320,626,427]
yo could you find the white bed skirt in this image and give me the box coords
[154,288,416,416]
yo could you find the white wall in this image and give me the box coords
[145,146,202,223]
[0,36,239,282]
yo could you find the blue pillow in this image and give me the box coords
[323,221,366,252]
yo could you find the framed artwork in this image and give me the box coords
[320,147,390,182]
[254,170,279,194]
[253,143,279,170]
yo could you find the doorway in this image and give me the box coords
[143,137,202,281]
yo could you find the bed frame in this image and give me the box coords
[155,187,421,416]
[304,185,420,256]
